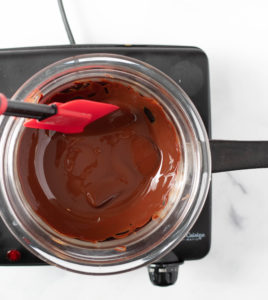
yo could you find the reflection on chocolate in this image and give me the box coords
[16,80,180,242]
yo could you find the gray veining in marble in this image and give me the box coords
[227,173,247,194]
[229,204,244,229]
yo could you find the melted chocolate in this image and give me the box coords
[16,80,180,242]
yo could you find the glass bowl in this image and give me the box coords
[0,54,211,274]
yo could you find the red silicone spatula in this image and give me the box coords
[0,93,119,134]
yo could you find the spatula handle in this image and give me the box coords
[0,93,57,120]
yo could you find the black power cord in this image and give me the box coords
[57,0,76,45]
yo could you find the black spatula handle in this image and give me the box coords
[0,93,57,120]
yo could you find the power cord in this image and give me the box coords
[57,0,76,45]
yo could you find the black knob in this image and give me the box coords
[148,263,179,286]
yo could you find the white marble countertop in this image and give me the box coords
[1,0,268,299]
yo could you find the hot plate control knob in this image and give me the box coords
[148,263,179,286]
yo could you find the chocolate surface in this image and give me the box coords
[16,80,180,242]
